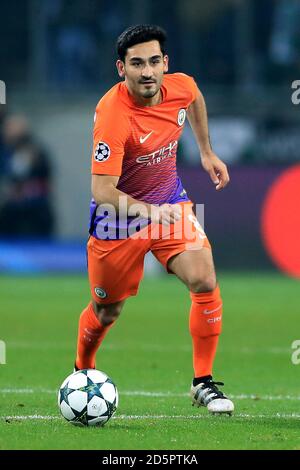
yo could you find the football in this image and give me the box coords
[58,369,118,426]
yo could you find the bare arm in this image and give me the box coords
[187,90,212,155]
[187,91,230,190]
[91,174,181,224]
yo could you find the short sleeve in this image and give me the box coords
[176,73,200,105]
[187,75,200,102]
[91,103,129,176]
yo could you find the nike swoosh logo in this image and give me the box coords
[140,131,153,144]
[203,304,223,315]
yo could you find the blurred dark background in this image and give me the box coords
[2,0,300,91]
[0,0,299,274]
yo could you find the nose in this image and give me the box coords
[142,63,153,78]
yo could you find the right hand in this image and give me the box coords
[151,203,182,226]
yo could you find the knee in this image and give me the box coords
[98,306,121,326]
[92,301,123,326]
[188,273,217,294]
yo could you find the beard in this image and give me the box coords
[139,81,161,98]
[141,88,159,98]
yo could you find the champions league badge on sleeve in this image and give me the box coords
[94,142,111,162]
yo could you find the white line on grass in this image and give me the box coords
[5,342,291,354]
[121,391,300,401]
[115,413,300,420]
[2,413,300,421]
[3,415,59,420]
[1,388,300,401]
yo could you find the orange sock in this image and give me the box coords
[189,285,223,377]
[75,302,114,369]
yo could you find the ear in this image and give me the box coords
[116,60,125,78]
[163,55,169,73]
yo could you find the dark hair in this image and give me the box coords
[116,24,167,62]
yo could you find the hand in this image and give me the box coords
[151,203,182,226]
[201,152,230,190]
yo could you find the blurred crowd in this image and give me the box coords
[43,0,300,88]
[0,110,54,238]
[1,0,300,90]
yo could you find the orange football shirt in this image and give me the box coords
[90,73,199,238]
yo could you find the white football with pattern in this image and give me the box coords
[58,369,118,426]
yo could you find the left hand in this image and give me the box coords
[201,152,230,190]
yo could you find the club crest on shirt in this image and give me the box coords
[177,108,186,126]
[94,142,110,162]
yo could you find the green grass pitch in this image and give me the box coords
[0,272,299,450]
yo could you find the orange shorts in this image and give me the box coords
[87,202,211,304]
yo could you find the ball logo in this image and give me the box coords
[177,108,186,126]
[95,287,107,299]
[94,142,110,162]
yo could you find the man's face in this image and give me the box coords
[116,40,168,100]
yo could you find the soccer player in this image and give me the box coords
[75,25,234,414]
